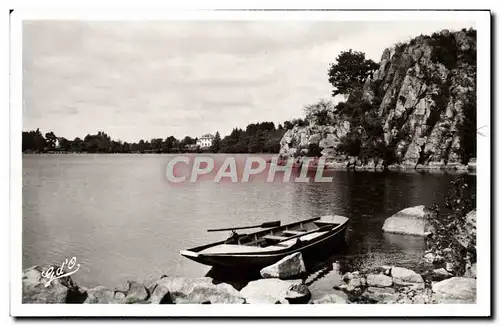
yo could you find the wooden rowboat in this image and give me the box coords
[180,215,349,269]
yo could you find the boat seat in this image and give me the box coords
[315,221,335,227]
[263,235,289,241]
[282,230,306,236]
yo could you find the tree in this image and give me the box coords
[163,136,178,153]
[22,128,46,152]
[179,136,195,152]
[45,131,57,150]
[71,137,83,152]
[211,131,221,153]
[328,49,379,97]
[151,138,163,153]
[303,99,335,125]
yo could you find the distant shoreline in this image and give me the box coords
[22,152,476,174]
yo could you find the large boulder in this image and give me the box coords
[240,279,303,304]
[260,252,306,279]
[432,277,476,303]
[149,277,244,304]
[391,267,424,285]
[22,266,86,303]
[382,205,434,236]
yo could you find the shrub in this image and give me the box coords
[427,176,476,275]
[304,99,335,125]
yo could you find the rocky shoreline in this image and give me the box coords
[275,153,476,173]
[21,259,476,305]
[22,206,477,305]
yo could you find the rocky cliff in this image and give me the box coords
[279,28,476,170]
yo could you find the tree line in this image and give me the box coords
[22,120,300,154]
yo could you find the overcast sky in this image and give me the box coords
[23,20,474,142]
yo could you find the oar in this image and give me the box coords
[207,220,281,232]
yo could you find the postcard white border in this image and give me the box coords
[9,7,491,318]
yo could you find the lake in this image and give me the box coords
[22,154,476,298]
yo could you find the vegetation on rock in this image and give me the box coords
[279,28,477,169]
[427,175,476,276]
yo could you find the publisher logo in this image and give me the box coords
[41,257,80,287]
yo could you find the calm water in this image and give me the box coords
[22,154,476,297]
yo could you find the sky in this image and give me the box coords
[23,20,475,142]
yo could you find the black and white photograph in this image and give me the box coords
[8,6,491,318]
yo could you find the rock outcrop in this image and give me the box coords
[382,205,434,236]
[279,29,476,170]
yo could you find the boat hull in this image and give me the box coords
[181,222,348,270]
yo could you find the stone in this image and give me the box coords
[464,263,477,278]
[432,268,453,279]
[240,279,303,304]
[348,277,366,288]
[382,206,434,236]
[260,252,306,279]
[402,282,425,291]
[366,274,393,287]
[412,288,433,304]
[149,277,244,304]
[285,283,311,304]
[125,281,148,303]
[311,290,349,304]
[84,286,122,304]
[335,284,348,291]
[22,265,85,304]
[345,285,356,293]
[391,267,424,285]
[468,158,477,170]
[432,277,476,303]
[114,291,126,302]
[422,252,444,264]
[362,287,399,303]
[445,262,454,273]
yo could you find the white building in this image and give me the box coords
[196,133,214,148]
